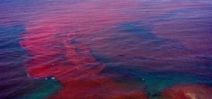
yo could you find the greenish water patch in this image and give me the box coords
[16,78,61,99]
[101,66,212,98]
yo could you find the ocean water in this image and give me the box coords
[0,0,212,99]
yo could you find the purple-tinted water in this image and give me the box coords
[0,0,212,99]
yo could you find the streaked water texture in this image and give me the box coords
[0,0,212,99]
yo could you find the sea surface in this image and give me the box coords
[0,0,212,99]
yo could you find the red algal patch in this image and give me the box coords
[18,0,211,98]
[161,84,212,99]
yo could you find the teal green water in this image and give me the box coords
[16,78,61,99]
[102,66,212,98]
